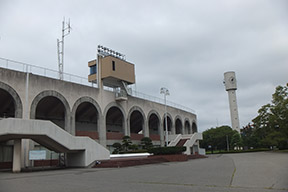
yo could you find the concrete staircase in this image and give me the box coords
[168,133,203,155]
[0,118,110,170]
[176,139,189,147]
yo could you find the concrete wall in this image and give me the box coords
[0,67,197,148]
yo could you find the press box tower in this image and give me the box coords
[88,45,135,101]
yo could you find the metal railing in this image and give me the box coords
[0,57,195,114]
[0,57,92,87]
[130,90,195,113]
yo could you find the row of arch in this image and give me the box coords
[0,82,197,144]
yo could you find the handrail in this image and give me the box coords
[0,57,195,113]
[130,90,195,113]
[0,57,93,87]
[168,134,182,146]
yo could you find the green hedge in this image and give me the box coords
[148,146,186,155]
[206,148,270,154]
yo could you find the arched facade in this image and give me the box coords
[192,121,198,133]
[71,96,102,139]
[163,113,173,134]
[128,106,146,140]
[184,119,191,134]
[0,69,198,149]
[30,90,71,132]
[147,110,161,141]
[104,102,126,141]
[175,116,183,134]
[0,82,23,118]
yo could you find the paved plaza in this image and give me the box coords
[0,152,287,192]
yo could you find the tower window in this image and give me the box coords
[112,61,115,71]
[90,65,97,75]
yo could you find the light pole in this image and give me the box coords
[160,87,169,146]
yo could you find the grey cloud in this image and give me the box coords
[0,0,287,132]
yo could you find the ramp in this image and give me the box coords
[0,118,110,169]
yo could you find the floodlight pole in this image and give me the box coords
[160,87,169,147]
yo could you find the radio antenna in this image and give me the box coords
[57,17,71,80]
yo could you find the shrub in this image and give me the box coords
[148,146,186,155]
[112,142,122,154]
[141,137,153,149]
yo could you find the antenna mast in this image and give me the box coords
[57,18,71,80]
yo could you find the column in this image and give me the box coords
[13,139,22,173]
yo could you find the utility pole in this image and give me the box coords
[160,87,170,146]
[57,18,71,80]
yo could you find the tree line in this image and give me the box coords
[201,83,288,151]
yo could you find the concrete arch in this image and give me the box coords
[104,102,127,138]
[127,106,146,122]
[103,102,126,121]
[71,96,102,136]
[147,110,161,141]
[162,112,173,133]
[0,82,23,118]
[184,118,191,134]
[128,106,146,138]
[147,110,161,125]
[175,115,183,134]
[192,121,198,133]
[30,90,71,132]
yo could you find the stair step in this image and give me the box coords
[176,139,188,147]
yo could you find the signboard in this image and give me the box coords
[29,150,46,160]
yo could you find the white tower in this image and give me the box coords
[224,71,240,133]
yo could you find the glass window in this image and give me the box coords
[90,65,97,75]
[112,61,115,71]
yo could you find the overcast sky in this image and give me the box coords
[0,0,287,132]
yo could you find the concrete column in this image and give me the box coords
[21,139,31,168]
[159,121,164,147]
[125,117,130,136]
[143,119,149,137]
[65,111,71,134]
[182,125,185,135]
[98,115,106,147]
[13,139,22,173]
[171,122,176,135]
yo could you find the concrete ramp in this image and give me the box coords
[0,118,110,169]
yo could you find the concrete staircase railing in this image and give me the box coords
[183,133,203,155]
[168,134,182,147]
[167,133,203,155]
[0,118,110,168]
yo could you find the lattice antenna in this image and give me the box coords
[57,18,72,80]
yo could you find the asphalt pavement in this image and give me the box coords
[0,151,287,192]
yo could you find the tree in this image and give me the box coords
[241,123,260,149]
[141,137,153,149]
[112,142,122,154]
[200,126,236,151]
[251,83,288,149]
[230,132,242,149]
[122,135,132,152]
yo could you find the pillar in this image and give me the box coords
[98,115,106,147]
[13,139,22,173]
